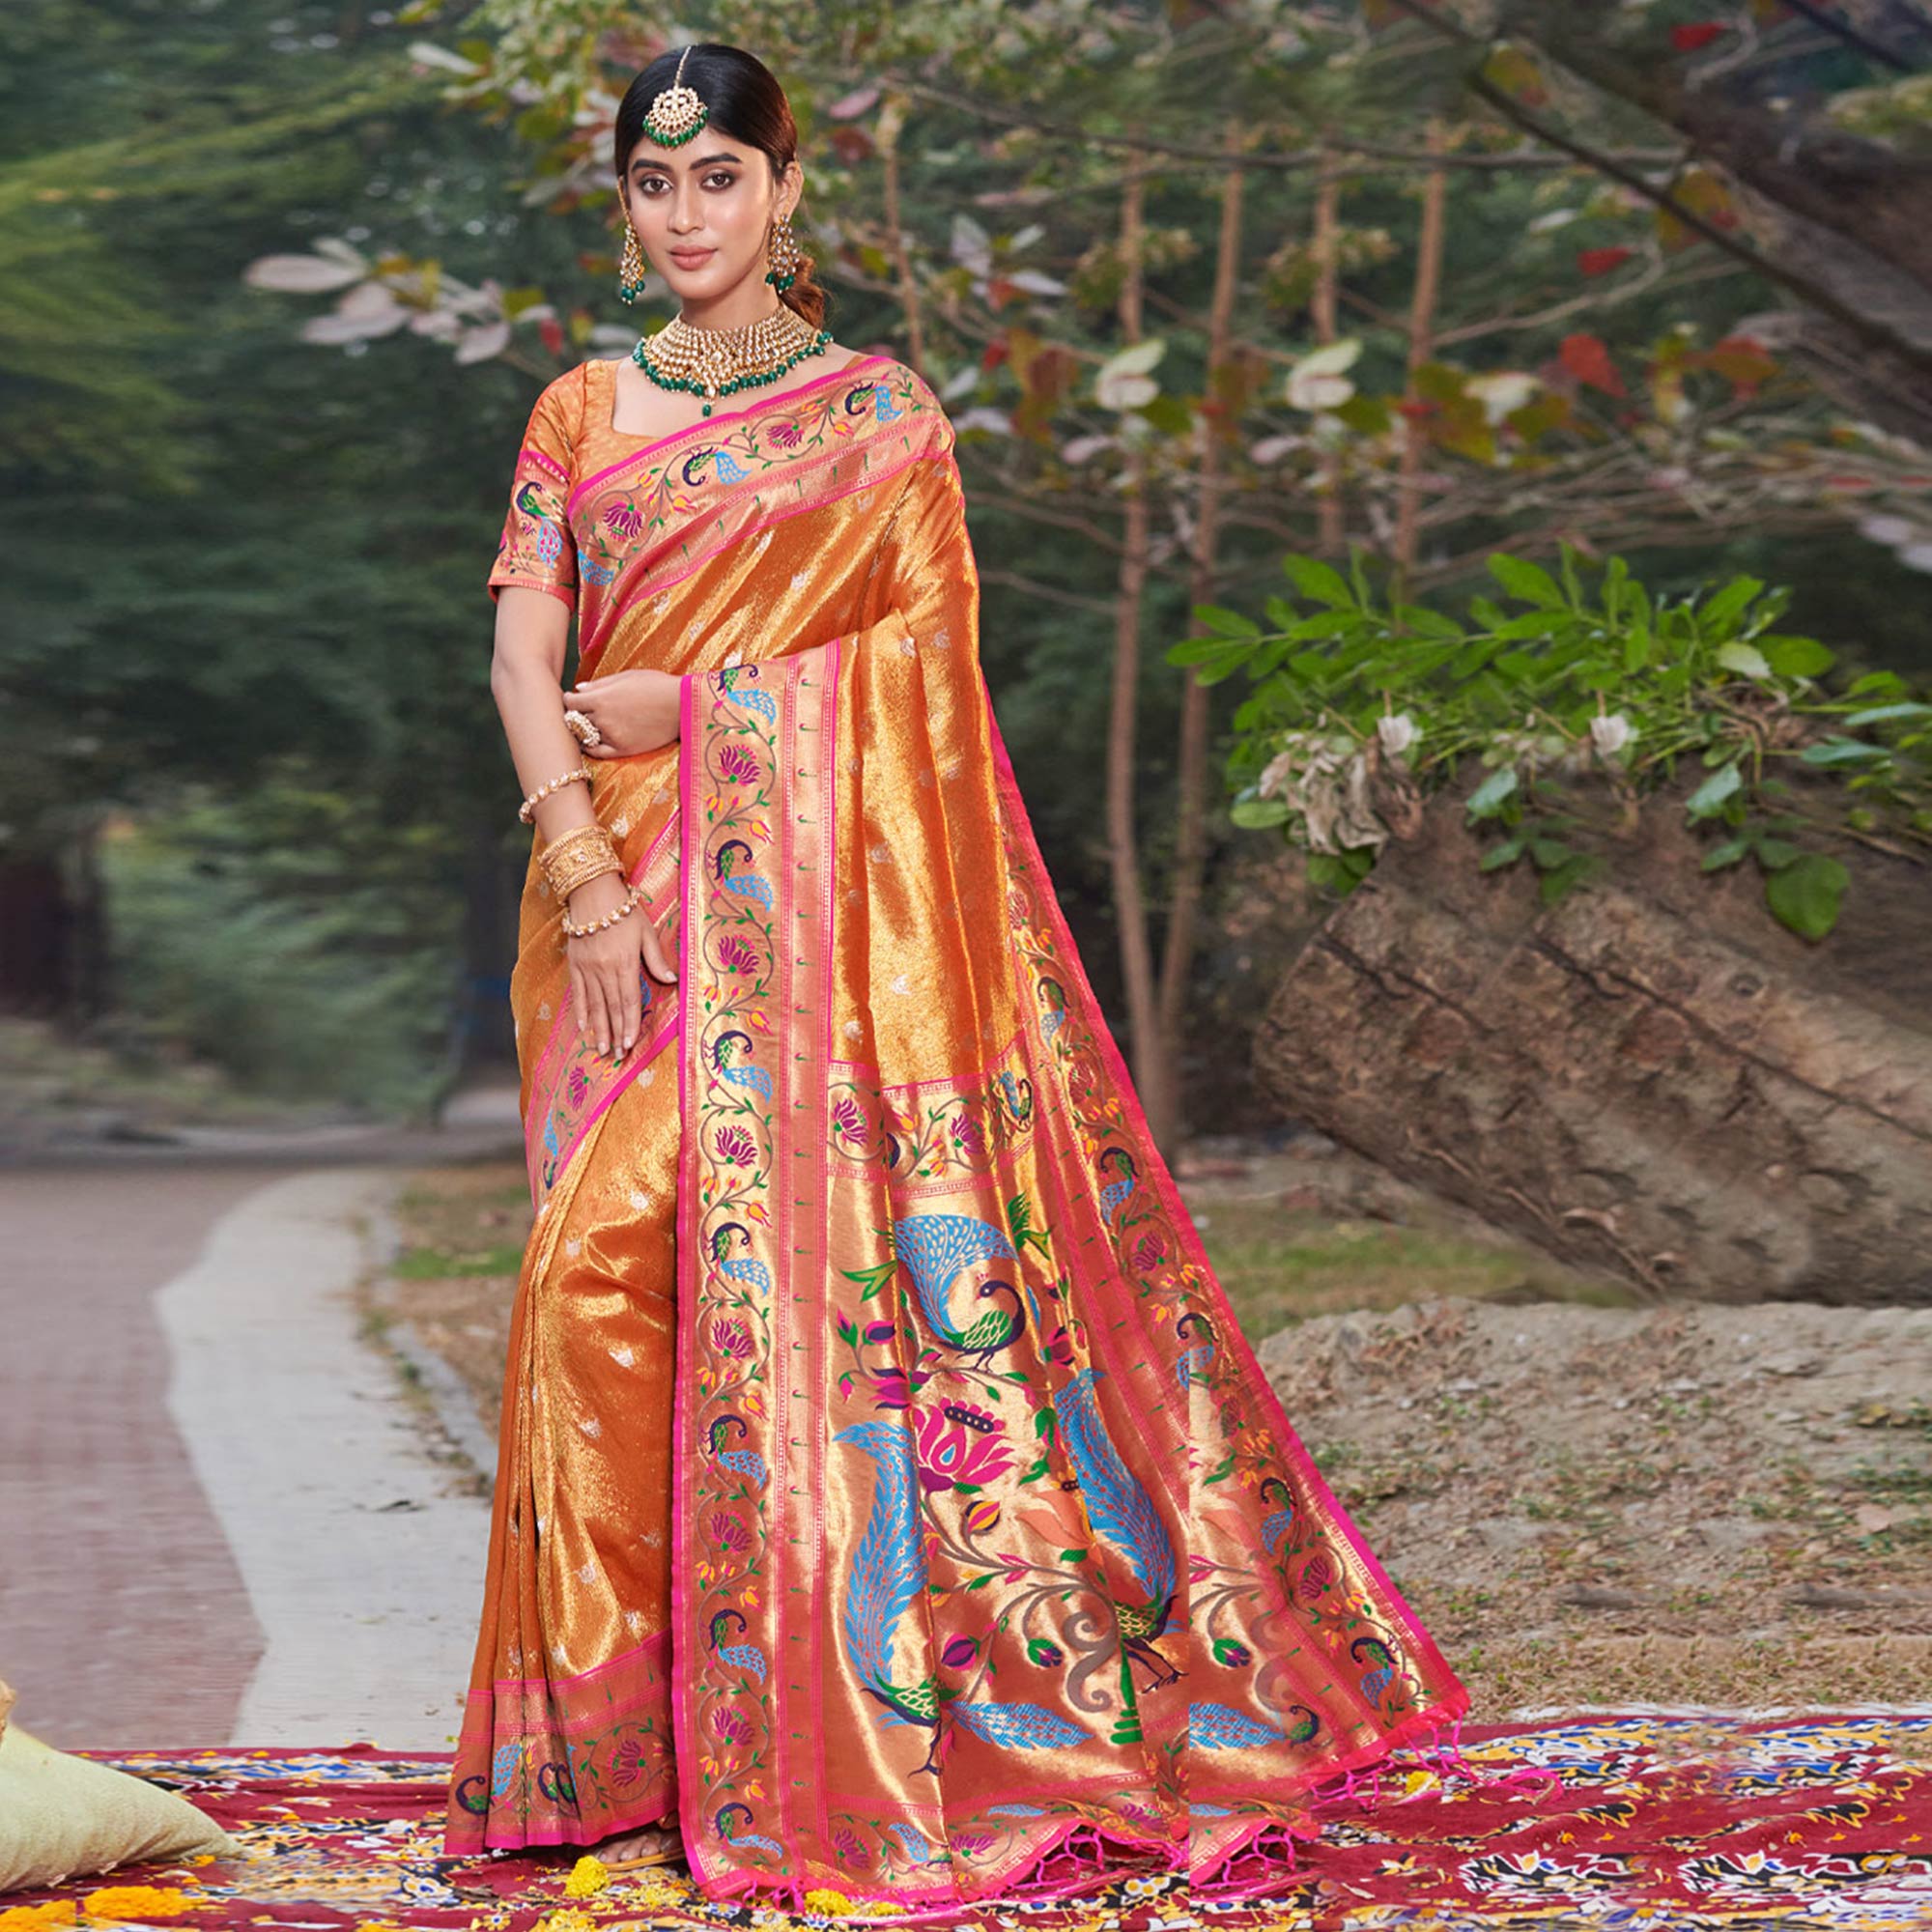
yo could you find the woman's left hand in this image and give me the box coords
[563,668,682,757]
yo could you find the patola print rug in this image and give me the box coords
[7,1714,1932,1931]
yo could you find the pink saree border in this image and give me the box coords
[522,806,683,1208]
[567,354,895,519]
[576,448,931,682]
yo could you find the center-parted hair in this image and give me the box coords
[614,43,829,332]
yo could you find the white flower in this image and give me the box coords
[580,1415,602,1437]
[565,1236,582,1259]
[1378,712,1418,757]
[1257,748,1297,799]
[629,1188,654,1211]
[1591,712,1635,755]
[890,972,912,995]
[610,1344,636,1367]
[843,1018,864,1039]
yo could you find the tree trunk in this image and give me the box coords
[1105,169,1172,1151]
[1155,130,1245,1149]
[1252,781,1932,1306]
[1394,124,1449,579]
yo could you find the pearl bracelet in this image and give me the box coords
[519,765,594,825]
[560,881,648,941]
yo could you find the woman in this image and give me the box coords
[443,41,1487,1917]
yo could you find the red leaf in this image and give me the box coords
[537,316,564,356]
[980,339,1009,373]
[1670,22,1727,50]
[1577,246,1634,278]
[1559,332,1626,397]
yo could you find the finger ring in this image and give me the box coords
[564,708,603,750]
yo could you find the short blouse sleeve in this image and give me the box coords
[486,363,586,609]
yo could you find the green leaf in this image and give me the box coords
[1698,575,1764,634]
[1193,603,1263,639]
[1623,626,1652,673]
[1799,737,1889,767]
[1754,837,1801,869]
[1686,764,1744,819]
[1700,838,1750,870]
[1488,554,1566,610]
[1465,767,1520,819]
[1843,701,1932,727]
[1764,852,1848,942]
[1716,640,1771,681]
[1230,795,1293,828]
[1282,555,1354,609]
[1761,636,1834,680]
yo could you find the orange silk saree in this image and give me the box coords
[443,353,1480,1914]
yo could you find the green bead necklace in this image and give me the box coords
[632,307,834,418]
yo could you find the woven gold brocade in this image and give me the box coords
[447,355,1473,1911]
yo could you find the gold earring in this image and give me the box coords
[617,221,648,304]
[765,212,802,294]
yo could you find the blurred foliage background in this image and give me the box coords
[4,0,1928,1128]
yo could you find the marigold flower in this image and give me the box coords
[0,1905,79,1932]
[562,1854,611,1897]
[78,1889,202,1921]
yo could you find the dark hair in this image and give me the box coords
[614,43,829,332]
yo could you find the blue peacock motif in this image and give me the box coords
[706,1220,770,1298]
[710,1028,773,1103]
[1096,1147,1139,1225]
[1057,1366,1181,1690]
[707,1607,768,1683]
[1177,1309,1217,1393]
[891,1212,1027,1372]
[832,1417,1088,1775]
[715,665,778,723]
[706,1413,768,1488]
[1258,1474,1298,1556]
[712,838,774,912]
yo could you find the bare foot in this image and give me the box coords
[593,1818,680,1864]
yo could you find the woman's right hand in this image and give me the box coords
[565,872,677,1059]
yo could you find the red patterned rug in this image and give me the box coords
[7,1714,1931,1930]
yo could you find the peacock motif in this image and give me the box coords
[1258,1474,1298,1556]
[891,1211,1028,1372]
[712,1800,783,1856]
[713,838,774,911]
[1037,977,1067,1045]
[829,1417,944,1775]
[1057,1367,1181,1690]
[706,1413,768,1488]
[707,1607,768,1683]
[1096,1147,1139,1226]
[1189,1701,1293,1750]
[833,1417,1088,1776]
[1177,1309,1217,1393]
[705,1219,770,1298]
[994,1068,1034,1126]
[710,1028,773,1103]
[715,663,778,723]
[1351,1634,1400,1708]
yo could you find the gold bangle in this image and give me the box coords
[560,881,648,942]
[545,845,623,901]
[539,823,621,898]
[519,765,594,825]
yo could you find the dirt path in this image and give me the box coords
[1259,1296,1932,1711]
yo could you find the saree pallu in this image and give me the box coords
[444,355,1482,1915]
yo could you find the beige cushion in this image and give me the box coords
[0,1715,239,1893]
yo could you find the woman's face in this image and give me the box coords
[617,123,800,303]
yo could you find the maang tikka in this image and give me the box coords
[641,44,707,148]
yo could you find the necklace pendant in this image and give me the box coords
[701,402,713,416]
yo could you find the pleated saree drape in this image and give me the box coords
[442,355,1478,1915]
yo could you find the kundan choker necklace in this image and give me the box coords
[632,306,833,416]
